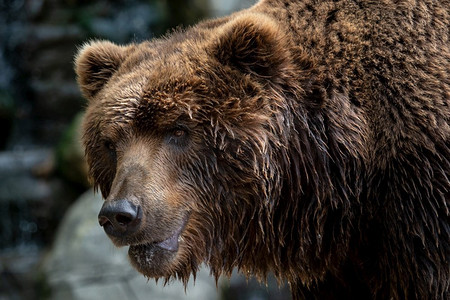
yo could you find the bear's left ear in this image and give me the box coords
[75,40,128,99]
[212,13,292,81]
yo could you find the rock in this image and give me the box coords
[0,148,80,249]
[0,147,52,176]
[0,147,82,300]
[0,148,54,249]
[41,189,220,300]
[0,245,42,300]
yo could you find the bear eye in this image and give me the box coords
[166,126,189,148]
[103,140,117,160]
[173,129,185,138]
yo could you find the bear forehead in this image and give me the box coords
[93,31,259,131]
[97,58,211,129]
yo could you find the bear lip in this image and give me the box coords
[130,217,188,252]
[152,221,186,252]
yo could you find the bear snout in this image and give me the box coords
[98,199,142,238]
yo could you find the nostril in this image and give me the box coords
[98,199,142,237]
[98,215,111,227]
[115,213,134,226]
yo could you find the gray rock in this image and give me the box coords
[42,189,220,300]
[0,148,52,178]
[0,148,75,249]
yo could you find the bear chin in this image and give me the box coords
[127,219,188,277]
[128,243,179,277]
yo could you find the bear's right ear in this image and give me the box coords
[75,40,127,99]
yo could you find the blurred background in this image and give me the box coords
[0,0,291,299]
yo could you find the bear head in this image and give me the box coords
[76,13,316,282]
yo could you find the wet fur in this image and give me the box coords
[76,0,449,299]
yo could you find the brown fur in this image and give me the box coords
[76,1,449,299]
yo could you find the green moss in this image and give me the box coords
[55,111,90,188]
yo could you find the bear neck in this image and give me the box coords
[204,79,367,285]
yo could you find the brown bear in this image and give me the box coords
[75,0,449,299]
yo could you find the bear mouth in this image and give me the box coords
[133,222,185,252]
[127,218,188,276]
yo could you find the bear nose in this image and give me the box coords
[98,199,142,237]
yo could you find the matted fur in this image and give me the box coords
[76,0,449,299]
